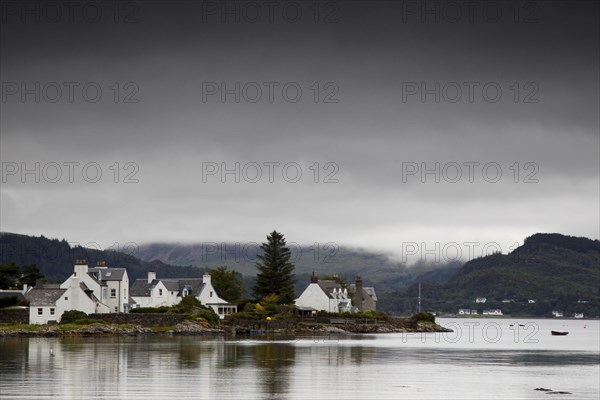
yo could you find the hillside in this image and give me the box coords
[137,242,461,301]
[0,233,459,312]
[0,233,207,282]
[386,233,600,317]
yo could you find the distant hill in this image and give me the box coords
[0,233,460,312]
[386,233,600,317]
[137,241,461,305]
[0,232,207,282]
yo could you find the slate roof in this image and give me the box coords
[349,284,378,301]
[88,267,127,282]
[25,288,66,306]
[0,291,25,302]
[317,280,342,298]
[363,287,378,301]
[130,278,205,297]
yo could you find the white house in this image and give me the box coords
[25,282,109,324]
[551,310,564,318]
[458,309,479,315]
[130,272,237,319]
[475,297,487,303]
[295,272,353,313]
[61,260,130,313]
[528,299,536,304]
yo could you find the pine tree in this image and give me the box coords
[252,230,296,304]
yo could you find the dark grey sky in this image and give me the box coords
[1,0,598,262]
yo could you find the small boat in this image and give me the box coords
[551,331,569,336]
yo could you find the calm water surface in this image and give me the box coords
[0,318,598,399]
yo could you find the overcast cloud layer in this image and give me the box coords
[1,0,598,263]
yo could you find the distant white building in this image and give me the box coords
[574,313,584,319]
[552,310,564,318]
[482,309,503,316]
[475,297,487,303]
[528,299,536,304]
[295,272,353,313]
[130,272,236,319]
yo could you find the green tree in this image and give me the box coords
[252,231,296,304]
[0,263,20,289]
[209,266,245,303]
[20,264,45,287]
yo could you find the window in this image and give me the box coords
[210,291,213,297]
[114,306,118,312]
[159,289,163,296]
[64,297,68,300]
[110,289,116,298]
[37,308,43,315]
[50,308,55,315]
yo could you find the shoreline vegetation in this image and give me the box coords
[0,311,451,338]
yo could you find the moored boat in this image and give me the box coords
[551,330,569,336]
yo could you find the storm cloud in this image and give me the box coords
[1,0,598,263]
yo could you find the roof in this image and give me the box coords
[362,287,378,301]
[349,284,378,301]
[296,306,317,311]
[130,278,205,297]
[0,291,25,301]
[88,267,127,282]
[317,280,342,299]
[25,288,66,306]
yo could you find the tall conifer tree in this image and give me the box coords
[252,230,296,304]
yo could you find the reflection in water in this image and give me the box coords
[0,319,598,400]
[253,343,295,397]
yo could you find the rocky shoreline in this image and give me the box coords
[0,320,451,338]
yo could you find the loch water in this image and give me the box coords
[0,318,598,399]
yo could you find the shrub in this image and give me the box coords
[411,312,435,324]
[228,311,261,320]
[190,308,220,325]
[172,296,203,313]
[60,310,89,324]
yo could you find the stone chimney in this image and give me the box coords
[147,271,156,283]
[355,275,363,288]
[96,260,107,268]
[355,275,363,312]
[203,273,211,285]
[74,259,88,278]
[310,271,318,283]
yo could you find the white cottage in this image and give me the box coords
[130,272,237,319]
[60,260,130,313]
[26,283,110,324]
[295,272,353,313]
